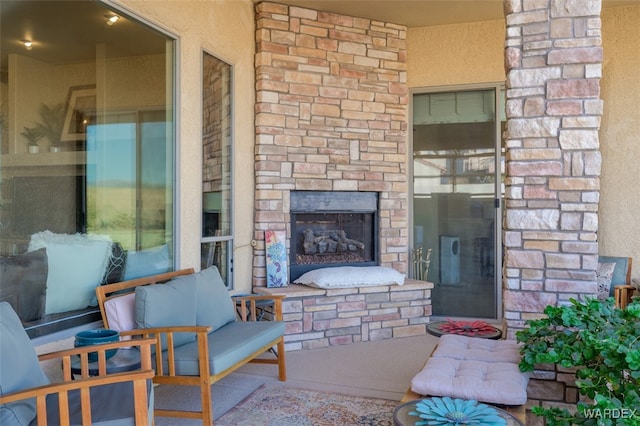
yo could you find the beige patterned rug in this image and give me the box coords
[216,384,398,426]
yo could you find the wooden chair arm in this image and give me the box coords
[0,369,155,404]
[234,295,284,321]
[120,325,212,337]
[0,370,155,426]
[120,326,212,378]
[38,338,155,381]
[614,285,637,309]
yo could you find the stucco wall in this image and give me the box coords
[600,5,640,280]
[407,19,506,87]
[407,9,640,284]
[115,0,256,292]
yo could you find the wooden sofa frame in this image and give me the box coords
[95,268,287,425]
[0,336,155,426]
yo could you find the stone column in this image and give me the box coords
[503,0,603,338]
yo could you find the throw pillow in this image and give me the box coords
[101,242,127,284]
[0,248,48,322]
[28,231,112,315]
[135,279,197,350]
[123,244,170,281]
[294,266,406,289]
[104,292,136,332]
[0,302,50,425]
[596,262,616,301]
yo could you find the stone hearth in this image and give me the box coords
[255,280,433,351]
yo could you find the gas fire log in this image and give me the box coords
[302,229,365,255]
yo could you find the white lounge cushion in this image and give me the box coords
[432,334,522,364]
[411,356,529,406]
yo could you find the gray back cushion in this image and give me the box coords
[135,278,197,350]
[193,266,236,332]
[0,302,50,425]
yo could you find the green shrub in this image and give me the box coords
[516,297,640,425]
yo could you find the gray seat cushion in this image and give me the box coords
[159,320,285,376]
[31,380,154,426]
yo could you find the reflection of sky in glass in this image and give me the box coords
[86,123,167,187]
[86,124,135,187]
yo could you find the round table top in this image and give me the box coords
[393,399,524,426]
[426,320,502,340]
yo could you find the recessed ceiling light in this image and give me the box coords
[105,13,120,26]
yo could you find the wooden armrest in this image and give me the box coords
[0,369,155,426]
[38,338,155,381]
[0,370,155,404]
[614,285,636,309]
[234,295,284,321]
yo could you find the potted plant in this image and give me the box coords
[21,126,44,153]
[33,102,65,152]
[517,297,640,425]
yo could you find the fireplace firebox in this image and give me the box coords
[290,191,379,281]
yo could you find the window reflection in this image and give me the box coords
[0,0,175,336]
[201,52,233,288]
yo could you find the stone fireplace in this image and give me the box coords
[289,191,379,281]
[252,2,410,288]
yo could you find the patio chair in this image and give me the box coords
[599,255,635,308]
[0,302,155,425]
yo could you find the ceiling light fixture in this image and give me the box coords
[105,13,120,26]
[22,40,33,51]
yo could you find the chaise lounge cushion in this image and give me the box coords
[411,356,529,406]
[159,320,285,376]
[432,334,522,364]
[0,302,50,425]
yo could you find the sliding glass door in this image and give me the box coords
[412,86,504,319]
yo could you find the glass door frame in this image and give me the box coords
[409,82,505,321]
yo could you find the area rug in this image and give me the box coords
[215,384,397,426]
[153,373,265,425]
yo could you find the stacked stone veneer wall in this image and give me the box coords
[253,2,409,287]
[503,0,603,418]
[256,280,433,351]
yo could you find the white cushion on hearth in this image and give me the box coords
[294,266,405,288]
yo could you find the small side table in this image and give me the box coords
[70,348,141,377]
[426,320,502,340]
[393,399,524,426]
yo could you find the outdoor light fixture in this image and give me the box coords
[22,40,33,50]
[105,13,120,25]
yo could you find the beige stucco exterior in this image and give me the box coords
[407,19,506,87]
[599,5,640,270]
[110,0,639,296]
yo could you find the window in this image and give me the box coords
[201,52,233,288]
[0,0,176,337]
